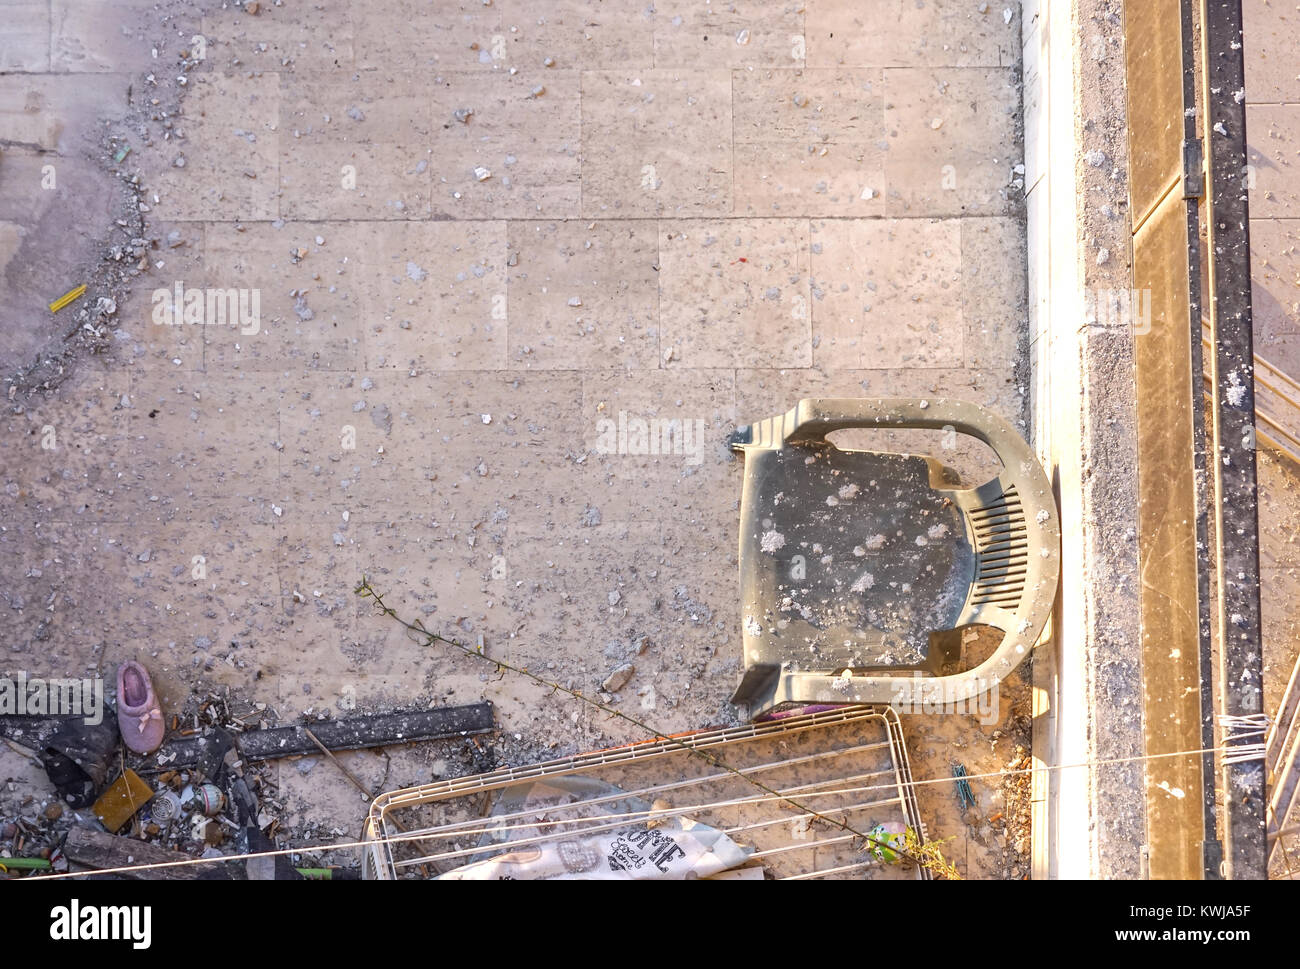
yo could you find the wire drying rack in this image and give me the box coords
[361,705,931,880]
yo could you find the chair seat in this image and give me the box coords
[741,447,974,674]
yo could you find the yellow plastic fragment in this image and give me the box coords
[48,284,87,313]
[92,768,154,832]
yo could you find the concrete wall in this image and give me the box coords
[1023,0,1147,878]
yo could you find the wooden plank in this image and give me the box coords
[63,827,233,880]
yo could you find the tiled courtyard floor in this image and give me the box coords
[1,0,1036,875]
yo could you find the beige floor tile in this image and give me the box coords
[423,71,581,218]
[1244,0,1300,104]
[733,67,885,216]
[279,71,433,220]
[653,517,744,730]
[498,0,656,70]
[202,222,363,372]
[1251,218,1300,344]
[0,367,129,522]
[502,519,663,666]
[1248,105,1300,219]
[0,522,106,649]
[733,67,883,141]
[126,371,281,504]
[348,220,506,370]
[0,74,129,152]
[417,370,589,528]
[274,504,360,645]
[734,142,887,216]
[52,0,190,71]
[278,371,433,519]
[1262,562,1300,717]
[883,66,1019,217]
[1260,452,1300,571]
[660,218,810,366]
[350,527,515,669]
[654,0,805,69]
[499,512,742,736]
[578,368,738,521]
[1254,332,1300,389]
[810,217,963,369]
[1,1,49,71]
[580,69,732,217]
[806,0,1019,69]
[284,140,433,221]
[139,72,281,222]
[110,505,282,652]
[351,0,502,70]
[200,4,355,70]
[506,219,660,369]
[961,216,1027,368]
[115,240,210,373]
[18,505,280,653]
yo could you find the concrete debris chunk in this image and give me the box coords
[602,664,634,693]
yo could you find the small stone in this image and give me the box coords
[543,56,555,67]
[930,117,943,130]
[735,28,750,45]
[567,296,582,307]
[453,107,473,124]
[246,1,260,13]
[602,664,635,693]
[792,93,808,108]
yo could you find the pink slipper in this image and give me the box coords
[117,661,165,755]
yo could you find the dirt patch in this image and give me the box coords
[2,2,208,403]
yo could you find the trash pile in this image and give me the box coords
[1,661,496,880]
